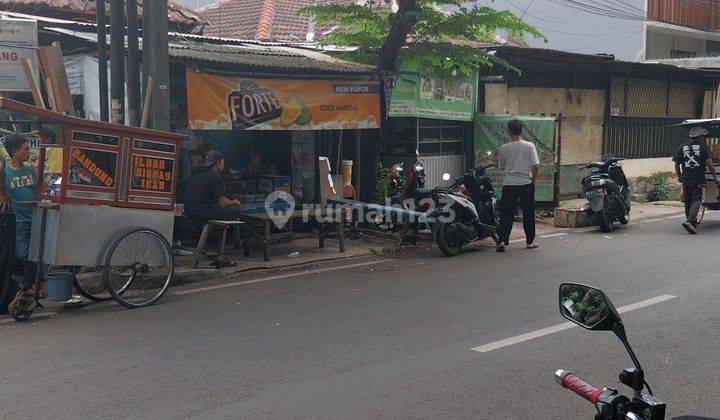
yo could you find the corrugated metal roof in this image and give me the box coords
[492,46,720,78]
[44,27,377,77]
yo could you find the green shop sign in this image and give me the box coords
[388,71,477,121]
[474,114,557,202]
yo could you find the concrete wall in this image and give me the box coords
[646,30,707,60]
[484,84,605,164]
[620,157,675,178]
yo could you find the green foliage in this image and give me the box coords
[647,171,675,202]
[301,0,544,76]
[375,162,390,204]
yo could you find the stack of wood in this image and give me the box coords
[21,41,74,116]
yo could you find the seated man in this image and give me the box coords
[184,150,244,225]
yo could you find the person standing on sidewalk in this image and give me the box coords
[673,126,718,234]
[3,135,39,294]
[0,156,17,314]
[496,119,540,252]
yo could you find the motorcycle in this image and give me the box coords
[428,164,499,257]
[374,157,427,232]
[555,283,666,419]
[580,156,631,233]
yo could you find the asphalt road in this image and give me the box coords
[3,210,720,419]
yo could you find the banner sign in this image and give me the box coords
[474,114,557,201]
[0,19,38,92]
[131,156,174,193]
[388,71,476,121]
[69,147,117,188]
[186,71,381,131]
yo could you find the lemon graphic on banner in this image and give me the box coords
[281,98,303,126]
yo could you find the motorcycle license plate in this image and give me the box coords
[586,189,603,198]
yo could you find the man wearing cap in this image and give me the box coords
[673,126,717,234]
[183,150,244,225]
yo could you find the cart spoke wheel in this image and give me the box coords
[104,228,174,309]
[73,268,113,302]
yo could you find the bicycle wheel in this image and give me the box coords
[103,228,174,309]
[73,267,113,302]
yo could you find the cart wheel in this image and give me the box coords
[73,269,113,302]
[103,228,174,309]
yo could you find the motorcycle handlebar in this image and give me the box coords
[554,370,603,405]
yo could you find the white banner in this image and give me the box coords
[0,18,37,92]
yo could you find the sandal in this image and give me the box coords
[526,243,539,250]
[496,244,506,253]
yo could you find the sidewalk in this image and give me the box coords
[554,199,684,228]
[174,233,386,283]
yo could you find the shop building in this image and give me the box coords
[479,47,720,197]
[3,13,382,206]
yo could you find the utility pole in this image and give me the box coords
[110,0,125,125]
[126,0,141,126]
[96,0,109,122]
[142,0,170,131]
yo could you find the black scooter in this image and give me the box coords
[580,156,631,232]
[429,164,499,257]
[555,283,666,419]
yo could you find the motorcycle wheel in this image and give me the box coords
[597,208,614,233]
[617,208,630,225]
[436,222,464,257]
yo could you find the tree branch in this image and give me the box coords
[377,0,419,73]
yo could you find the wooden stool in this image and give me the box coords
[192,220,246,269]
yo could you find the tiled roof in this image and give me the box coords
[0,0,206,32]
[202,0,356,41]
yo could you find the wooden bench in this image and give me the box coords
[240,207,347,261]
[191,220,247,269]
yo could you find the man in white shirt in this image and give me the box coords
[496,119,539,252]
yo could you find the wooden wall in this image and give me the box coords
[648,0,720,31]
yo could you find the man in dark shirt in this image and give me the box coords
[184,150,244,224]
[673,127,718,234]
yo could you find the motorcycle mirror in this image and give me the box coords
[559,283,622,331]
[442,173,451,181]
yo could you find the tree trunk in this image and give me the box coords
[377,0,419,73]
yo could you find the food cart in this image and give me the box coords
[673,118,720,222]
[0,98,183,320]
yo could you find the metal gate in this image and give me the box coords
[603,116,686,159]
[419,154,464,188]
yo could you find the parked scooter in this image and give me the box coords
[555,283,666,419]
[429,164,499,257]
[374,157,427,232]
[579,156,631,232]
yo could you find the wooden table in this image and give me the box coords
[240,207,347,261]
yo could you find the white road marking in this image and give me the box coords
[641,218,664,223]
[668,215,686,219]
[509,232,567,244]
[539,233,568,239]
[174,259,395,296]
[471,294,677,353]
